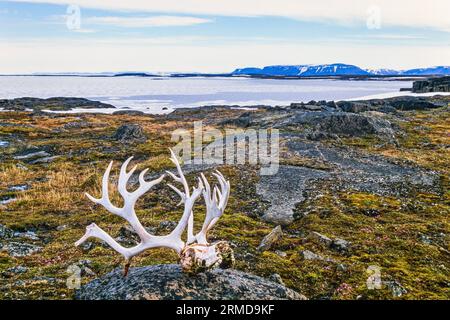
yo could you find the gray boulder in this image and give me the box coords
[311,113,395,137]
[75,264,306,300]
[113,124,147,144]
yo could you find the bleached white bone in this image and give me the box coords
[75,149,231,273]
[76,155,203,259]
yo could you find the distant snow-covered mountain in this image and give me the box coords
[232,64,450,77]
[233,63,369,77]
[401,66,450,76]
[364,68,400,76]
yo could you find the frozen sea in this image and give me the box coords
[0,76,416,114]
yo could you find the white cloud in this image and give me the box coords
[7,0,450,32]
[72,28,96,33]
[1,37,449,73]
[85,15,213,28]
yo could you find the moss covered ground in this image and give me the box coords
[0,107,448,300]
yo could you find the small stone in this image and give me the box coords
[330,238,351,253]
[32,276,57,284]
[13,231,39,240]
[56,225,68,231]
[7,184,30,192]
[78,261,96,277]
[301,250,322,260]
[275,250,287,258]
[0,196,16,206]
[16,163,29,171]
[384,280,407,298]
[82,267,96,277]
[419,234,432,245]
[29,156,60,164]
[80,241,95,252]
[257,226,283,252]
[14,150,50,160]
[336,264,347,272]
[269,273,285,286]
[7,265,28,274]
[310,231,333,246]
[1,242,42,257]
[158,220,178,230]
[243,253,254,260]
[63,121,90,129]
[78,259,92,267]
[301,250,335,263]
[0,224,14,239]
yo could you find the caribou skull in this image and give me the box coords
[75,149,234,275]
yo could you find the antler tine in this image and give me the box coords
[167,148,199,243]
[168,148,190,196]
[111,157,166,207]
[167,183,185,206]
[195,171,231,245]
[84,157,166,243]
[212,171,230,210]
[75,223,139,260]
[166,170,182,183]
[117,157,136,199]
[213,186,219,203]
[200,173,212,204]
[196,176,204,192]
[170,178,204,239]
[132,168,165,201]
[85,161,123,217]
[215,186,222,200]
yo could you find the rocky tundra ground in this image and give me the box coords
[0,95,449,299]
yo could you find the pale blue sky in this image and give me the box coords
[1,0,449,73]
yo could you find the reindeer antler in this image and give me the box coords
[197,170,230,245]
[75,156,203,260]
[166,148,199,244]
[166,149,230,246]
[76,150,233,275]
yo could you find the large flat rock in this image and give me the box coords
[257,165,329,225]
[255,137,439,225]
[75,264,306,300]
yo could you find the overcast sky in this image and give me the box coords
[1,0,449,73]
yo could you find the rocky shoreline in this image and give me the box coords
[412,76,450,93]
[0,97,114,112]
[1,77,449,115]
